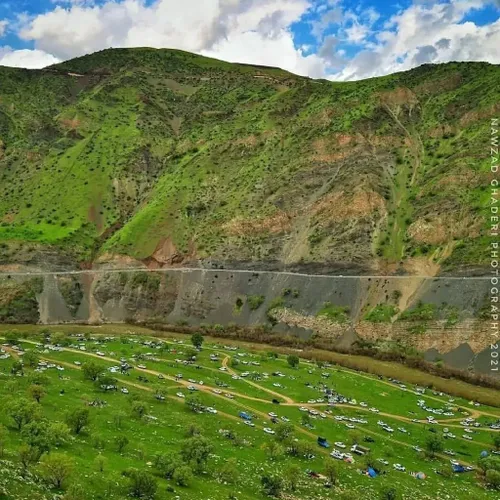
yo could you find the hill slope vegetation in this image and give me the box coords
[0,48,498,274]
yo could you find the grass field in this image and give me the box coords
[0,325,499,499]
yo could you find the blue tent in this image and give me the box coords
[480,451,489,458]
[368,467,377,478]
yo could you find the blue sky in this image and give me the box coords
[0,0,499,79]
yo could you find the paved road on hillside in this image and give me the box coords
[0,267,491,280]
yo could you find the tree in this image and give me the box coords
[218,457,238,484]
[28,372,50,387]
[50,423,71,447]
[425,434,443,458]
[65,408,90,435]
[11,360,24,375]
[324,460,338,486]
[478,456,500,474]
[173,465,193,487]
[301,413,312,427]
[6,398,40,430]
[29,384,46,403]
[19,444,41,471]
[381,487,398,500]
[40,453,74,489]
[275,422,294,442]
[493,434,500,451]
[154,452,181,479]
[185,394,204,413]
[287,354,299,369]
[283,464,301,491]
[184,347,198,361]
[115,435,129,454]
[0,424,7,458]
[261,474,283,497]
[5,331,20,345]
[486,469,500,490]
[191,332,204,349]
[126,469,158,498]
[23,350,39,368]
[131,401,147,419]
[181,435,213,472]
[263,441,284,461]
[21,420,52,457]
[82,361,103,382]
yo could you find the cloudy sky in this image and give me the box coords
[0,0,499,80]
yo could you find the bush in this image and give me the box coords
[248,295,265,310]
[364,305,398,323]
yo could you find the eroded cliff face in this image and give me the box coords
[0,268,494,374]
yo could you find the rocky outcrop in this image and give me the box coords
[0,268,495,374]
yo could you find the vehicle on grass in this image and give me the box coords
[317,437,330,448]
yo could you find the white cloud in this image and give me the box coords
[0,19,7,38]
[0,0,498,78]
[16,0,325,76]
[0,48,60,68]
[334,1,500,80]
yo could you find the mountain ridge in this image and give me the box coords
[0,48,498,276]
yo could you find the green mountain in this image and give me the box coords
[0,48,497,274]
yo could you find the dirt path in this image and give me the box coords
[222,355,295,404]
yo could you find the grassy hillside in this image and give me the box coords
[0,328,499,499]
[0,48,497,274]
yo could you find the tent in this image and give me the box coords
[416,472,426,480]
[367,467,377,478]
[480,451,489,458]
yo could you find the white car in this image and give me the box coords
[187,385,197,391]
[330,450,344,460]
[206,407,217,414]
[268,412,278,418]
[413,446,422,452]
[370,408,379,413]
[281,416,290,422]
[450,460,460,466]
[176,392,185,398]
[244,420,255,427]
[299,407,308,412]
[335,416,344,421]
[360,402,368,407]
[121,388,129,394]
[225,393,234,399]
[378,459,389,466]
[464,428,473,434]
[334,442,346,449]
[393,464,406,472]
[232,375,240,380]
[74,361,82,366]
[138,364,146,369]
[345,424,355,429]
[383,426,394,433]
[263,428,275,435]
[219,367,228,371]
[212,389,222,394]
[398,427,408,434]
[462,434,473,440]
[444,450,455,456]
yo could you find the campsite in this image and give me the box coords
[0,324,499,499]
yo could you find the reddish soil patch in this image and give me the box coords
[223,211,293,236]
